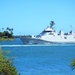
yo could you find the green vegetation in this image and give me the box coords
[0,47,19,75]
[0,27,14,41]
[71,59,75,70]
[0,37,14,41]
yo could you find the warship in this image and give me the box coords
[20,21,75,44]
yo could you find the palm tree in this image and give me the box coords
[10,28,13,35]
[6,27,14,37]
[6,27,9,31]
[6,27,13,35]
[2,28,4,32]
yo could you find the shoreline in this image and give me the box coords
[0,37,15,41]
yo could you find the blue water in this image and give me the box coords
[0,38,75,75]
[0,38,23,45]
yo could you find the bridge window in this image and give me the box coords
[64,37,67,39]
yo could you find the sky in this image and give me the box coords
[0,0,75,35]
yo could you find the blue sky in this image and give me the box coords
[0,0,75,35]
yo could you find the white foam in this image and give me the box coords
[0,45,47,47]
[0,44,75,47]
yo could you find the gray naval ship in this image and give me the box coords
[20,21,75,44]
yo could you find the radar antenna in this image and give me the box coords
[50,21,55,28]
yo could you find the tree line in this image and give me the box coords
[0,27,14,38]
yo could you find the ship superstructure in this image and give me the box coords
[21,21,75,44]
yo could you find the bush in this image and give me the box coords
[71,59,75,70]
[0,48,19,75]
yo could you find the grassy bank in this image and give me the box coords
[0,37,15,41]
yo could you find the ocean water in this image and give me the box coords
[0,38,75,75]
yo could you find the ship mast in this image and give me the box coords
[50,21,55,28]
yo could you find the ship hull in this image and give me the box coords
[20,37,75,45]
[20,37,55,45]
